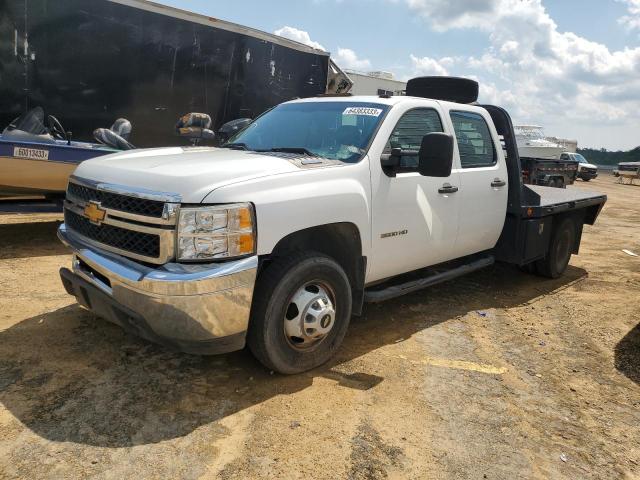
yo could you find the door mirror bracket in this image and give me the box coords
[381,147,402,177]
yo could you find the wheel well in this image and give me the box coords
[263,223,366,315]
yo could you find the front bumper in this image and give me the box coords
[58,224,258,354]
[579,170,598,179]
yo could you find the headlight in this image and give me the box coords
[177,203,255,261]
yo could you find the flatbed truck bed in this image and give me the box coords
[521,184,607,217]
[483,105,606,268]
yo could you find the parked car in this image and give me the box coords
[57,77,607,374]
[560,152,598,181]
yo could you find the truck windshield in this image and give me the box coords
[226,101,390,162]
[574,154,588,164]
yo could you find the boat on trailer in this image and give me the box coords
[0,107,131,197]
[514,125,564,159]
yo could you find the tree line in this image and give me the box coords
[577,147,640,166]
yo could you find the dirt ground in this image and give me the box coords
[0,176,638,480]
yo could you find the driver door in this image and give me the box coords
[368,106,461,283]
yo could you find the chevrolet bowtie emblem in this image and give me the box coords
[84,201,106,225]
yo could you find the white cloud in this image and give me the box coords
[618,0,640,32]
[399,0,640,147]
[404,0,508,31]
[409,54,449,76]
[334,47,372,70]
[273,26,326,51]
[272,28,371,74]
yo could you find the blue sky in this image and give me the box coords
[159,0,640,150]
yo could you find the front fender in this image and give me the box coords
[201,161,372,257]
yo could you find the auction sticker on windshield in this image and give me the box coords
[13,146,49,161]
[343,107,383,117]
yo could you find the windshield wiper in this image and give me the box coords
[221,142,249,150]
[261,147,319,157]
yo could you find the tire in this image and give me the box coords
[547,178,557,188]
[247,252,352,374]
[535,218,576,279]
[582,178,590,182]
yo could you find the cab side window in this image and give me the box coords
[384,108,443,170]
[450,111,496,168]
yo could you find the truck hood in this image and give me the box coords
[73,147,306,202]
[581,162,598,169]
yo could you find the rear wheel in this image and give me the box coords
[535,218,576,278]
[247,252,352,374]
[547,178,558,188]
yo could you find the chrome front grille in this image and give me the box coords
[64,209,161,258]
[64,177,181,264]
[67,182,166,218]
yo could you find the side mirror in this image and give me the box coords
[418,133,454,177]
[217,118,252,142]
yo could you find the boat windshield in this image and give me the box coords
[515,126,546,139]
[225,101,390,163]
[3,107,49,135]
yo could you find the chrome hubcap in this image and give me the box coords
[284,282,336,350]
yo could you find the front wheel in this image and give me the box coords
[535,217,576,279]
[247,252,352,374]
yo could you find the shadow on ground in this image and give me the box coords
[615,322,640,385]
[0,221,66,260]
[0,199,63,215]
[0,264,586,448]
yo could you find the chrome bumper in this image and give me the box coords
[58,224,257,354]
[579,171,598,179]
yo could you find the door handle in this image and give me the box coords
[491,178,506,188]
[438,183,459,194]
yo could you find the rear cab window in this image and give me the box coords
[449,111,497,168]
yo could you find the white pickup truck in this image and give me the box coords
[58,77,607,374]
[560,152,599,182]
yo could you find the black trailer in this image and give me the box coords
[520,156,579,188]
[0,0,351,147]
